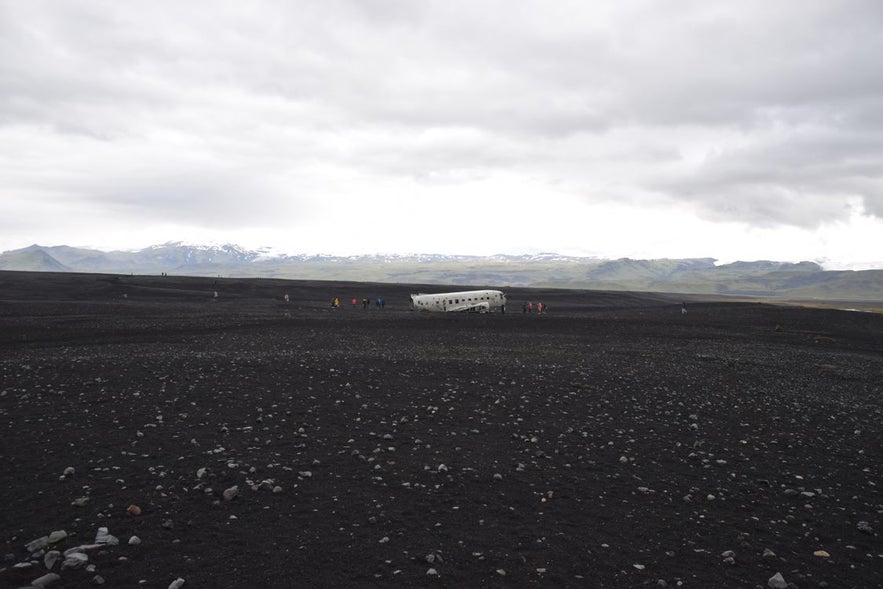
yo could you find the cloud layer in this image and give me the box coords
[2,0,882,265]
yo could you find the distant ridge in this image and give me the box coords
[0,246,70,272]
[1,243,881,301]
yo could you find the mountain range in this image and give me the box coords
[2,242,882,301]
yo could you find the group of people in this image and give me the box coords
[522,301,547,313]
[330,296,385,309]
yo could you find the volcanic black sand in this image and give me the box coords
[1,271,880,588]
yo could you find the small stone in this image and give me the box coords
[168,578,186,589]
[127,504,142,516]
[426,568,438,576]
[30,572,61,587]
[162,519,174,529]
[857,521,873,534]
[298,470,312,478]
[425,554,435,564]
[62,552,88,570]
[223,486,239,501]
[44,550,60,570]
[768,572,787,589]
[26,536,49,553]
[272,486,282,493]
[813,550,830,558]
[93,575,105,585]
[721,550,735,558]
[47,531,67,544]
[196,467,206,479]
[493,473,503,480]
[496,569,506,576]
[379,536,389,544]
[619,455,628,463]
[437,464,448,473]
[762,548,776,558]
[128,536,142,546]
[95,527,119,545]
[633,564,645,570]
[72,497,90,507]
[63,467,75,477]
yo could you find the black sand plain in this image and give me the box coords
[1,271,881,589]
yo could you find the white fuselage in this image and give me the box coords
[410,290,507,313]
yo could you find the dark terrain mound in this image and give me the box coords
[1,271,881,588]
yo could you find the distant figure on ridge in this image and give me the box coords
[681,302,687,315]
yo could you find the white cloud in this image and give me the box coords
[1,0,882,267]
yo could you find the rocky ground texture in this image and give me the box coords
[0,272,881,588]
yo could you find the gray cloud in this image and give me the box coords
[1,0,882,255]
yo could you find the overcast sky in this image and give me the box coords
[2,1,882,268]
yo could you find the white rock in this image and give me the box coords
[62,552,88,570]
[47,530,67,544]
[768,572,787,589]
[30,572,61,587]
[95,527,119,545]
[25,536,49,553]
[44,550,61,570]
[168,578,186,589]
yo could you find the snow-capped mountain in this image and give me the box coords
[1,242,881,300]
